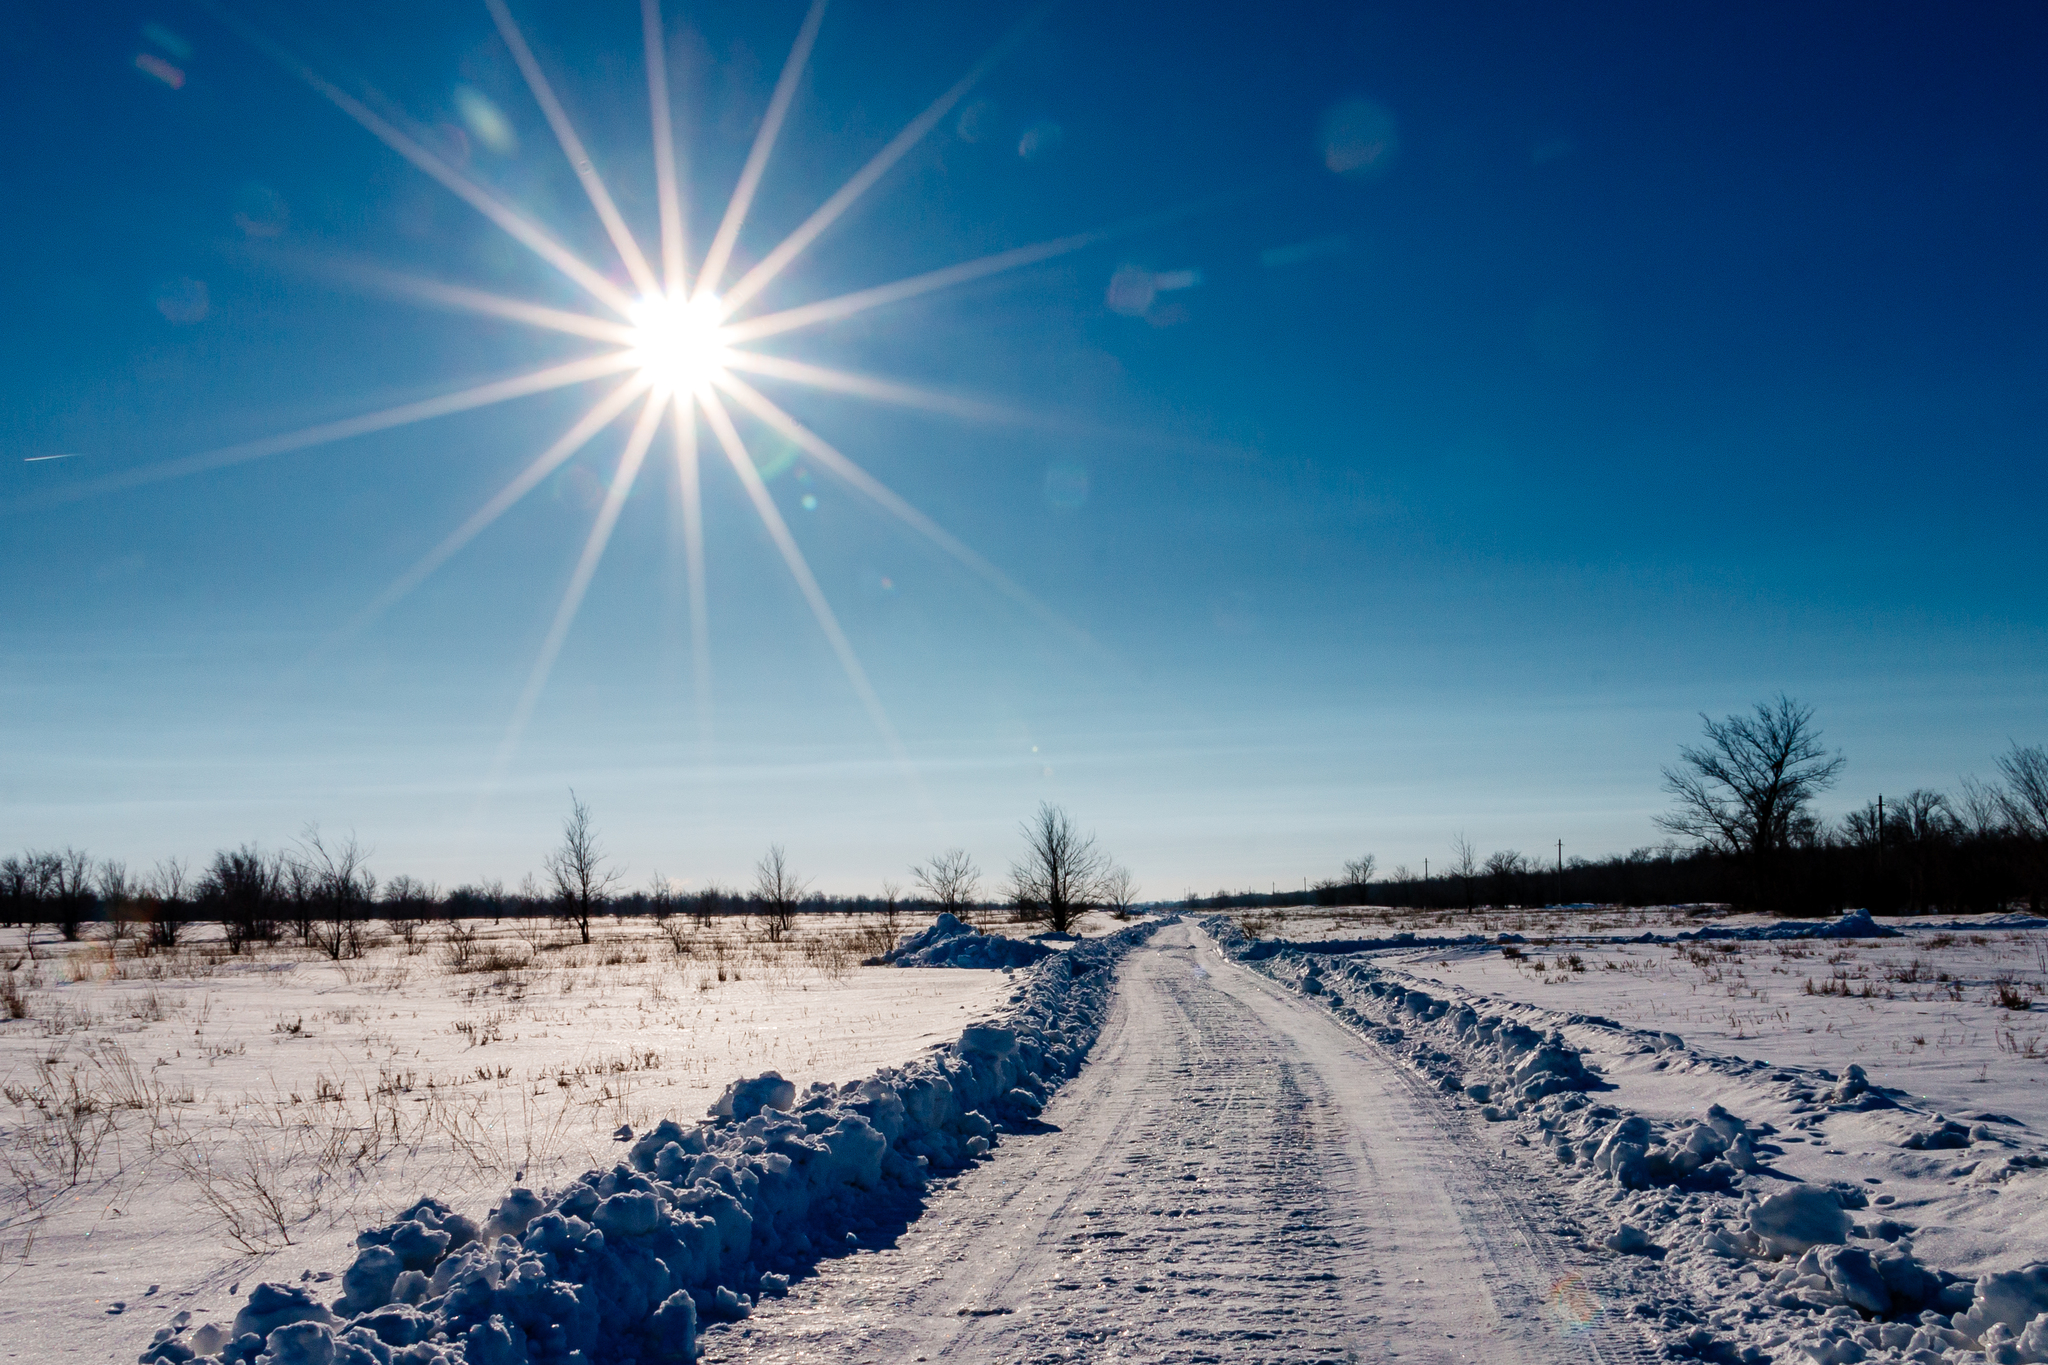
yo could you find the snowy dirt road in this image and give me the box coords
[706,922,1661,1364]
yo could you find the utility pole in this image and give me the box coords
[1556,839,1564,907]
[1876,794,1884,877]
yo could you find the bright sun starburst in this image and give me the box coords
[131,0,1115,776]
[626,293,732,393]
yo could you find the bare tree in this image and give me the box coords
[298,828,376,960]
[1658,695,1844,855]
[1484,850,1528,907]
[912,849,981,916]
[1996,743,2048,839]
[1955,774,2007,839]
[753,846,809,943]
[1008,803,1110,934]
[544,791,622,945]
[203,845,278,953]
[1341,854,1377,887]
[51,848,95,941]
[1101,864,1139,919]
[97,860,136,941]
[382,875,436,952]
[648,873,678,922]
[144,857,188,949]
[1447,834,1479,910]
[879,879,904,938]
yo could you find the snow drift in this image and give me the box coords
[141,919,1164,1365]
[879,913,1053,969]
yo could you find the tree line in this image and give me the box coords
[0,798,1140,951]
[1193,698,2048,918]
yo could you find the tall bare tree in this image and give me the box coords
[544,791,622,945]
[1658,694,1844,909]
[1658,695,1845,857]
[911,848,981,916]
[1341,854,1377,887]
[753,845,809,943]
[1008,803,1110,934]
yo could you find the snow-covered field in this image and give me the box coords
[0,915,1015,1362]
[14,903,2048,1365]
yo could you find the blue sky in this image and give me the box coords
[3,1,2044,897]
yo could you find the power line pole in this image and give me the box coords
[1556,839,1564,907]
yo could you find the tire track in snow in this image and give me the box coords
[707,923,1629,1363]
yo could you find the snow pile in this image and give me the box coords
[1685,907,1902,943]
[881,913,1052,969]
[1200,915,2048,1365]
[142,920,1166,1365]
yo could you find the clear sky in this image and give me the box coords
[4,1,2044,899]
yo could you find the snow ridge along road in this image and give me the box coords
[711,920,1652,1363]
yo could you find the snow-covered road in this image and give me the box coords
[708,921,1655,1364]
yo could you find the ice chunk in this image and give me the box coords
[1748,1185,1851,1257]
[335,1244,402,1315]
[260,1321,335,1365]
[483,1187,546,1241]
[230,1283,334,1343]
[1817,1245,1890,1314]
[710,1072,796,1121]
[1953,1265,2048,1344]
[1603,1223,1655,1255]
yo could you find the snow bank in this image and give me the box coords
[143,920,1166,1365]
[881,913,1053,969]
[1227,906,1900,963]
[1200,915,2048,1365]
[1685,907,1901,942]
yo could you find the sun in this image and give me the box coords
[626,292,730,393]
[100,0,1115,778]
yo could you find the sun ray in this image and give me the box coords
[668,391,712,746]
[314,261,638,344]
[494,389,670,777]
[695,0,828,302]
[29,353,639,509]
[206,7,637,317]
[719,351,1021,423]
[713,371,1098,654]
[696,385,905,757]
[485,0,661,298]
[717,7,1049,316]
[642,0,688,294]
[342,376,651,637]
[723,228,1105,346]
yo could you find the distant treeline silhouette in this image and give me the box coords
[0,798,1140,951]
[1195,702,2047,919]
[6,701,2044,937]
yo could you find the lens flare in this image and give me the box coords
[626,293,730,392]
